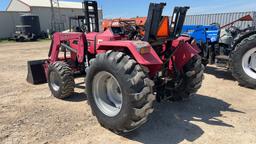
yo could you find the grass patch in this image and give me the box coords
[38,38,51,42]
[0,39,14,44]
[0,38,51,44]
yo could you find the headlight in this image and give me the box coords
[191,39,197,45]
[211,37,217,42]
[132,41,151,54]
[139,47,150,54]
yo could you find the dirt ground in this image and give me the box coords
[0,41,255,144]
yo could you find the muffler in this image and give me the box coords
[26,60,48,84]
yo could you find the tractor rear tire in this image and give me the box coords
[48,61,75,99]
[230,34,256,89]
[86,51,155,133]
[170,55,205,101]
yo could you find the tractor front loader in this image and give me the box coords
[27,1,204,133]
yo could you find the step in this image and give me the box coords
[215,55,229,68]
[215,55,229,60]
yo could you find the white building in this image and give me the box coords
[0,0,103,38]
[185,11,256,29]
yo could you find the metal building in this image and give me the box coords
[0,0,103,39]
[185,11,256,29]
[0,12,21,39]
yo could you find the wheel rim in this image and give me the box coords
[50,71,60,91]
[242,47,256,79]
[92,71,123,117]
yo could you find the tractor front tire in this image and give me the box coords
[48,61,75,99]
[86,51,155,133]
[170,55,204,101]
[230,34,256,89]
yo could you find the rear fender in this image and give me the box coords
[97,41,163,76]
[232,31,256,49]
[170,38,201,71]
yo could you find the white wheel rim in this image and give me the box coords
[242,47,256,79]
[92,71,123,117]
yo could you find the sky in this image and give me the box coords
[0,0,256,18]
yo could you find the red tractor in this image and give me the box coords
[27,1,204,133]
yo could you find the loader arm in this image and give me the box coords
[49,32,87,63]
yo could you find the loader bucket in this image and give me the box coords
[26,60,47,84]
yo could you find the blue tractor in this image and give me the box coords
[182,24,220,65]
[182,15,256,88]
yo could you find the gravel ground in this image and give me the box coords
[0,41,255,144]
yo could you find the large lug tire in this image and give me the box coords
[230,34,256,89]
[48,61,75,99]
[198,42,209,66]
[170,55,205,101]
[208,44,215,65]
[86,51,155,133]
